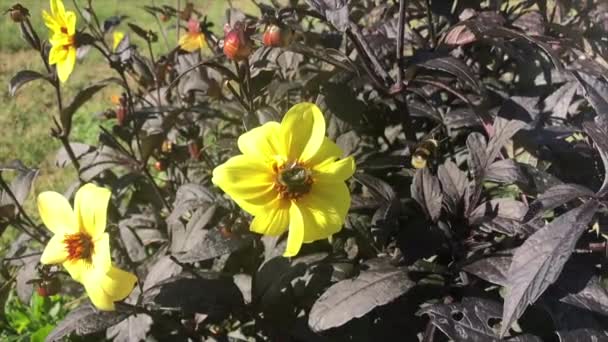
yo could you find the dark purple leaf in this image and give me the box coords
[419,297,542,342]
[353,173,395,204]
[486,159,528,185]
[413,53,483,93]
[462,253,512,286]
[523,184,595,223]
[543,82,577,119]
[465,132,488,215]
[469,199,527,236]
[574,72,608,129]
[500,200,599,337]
[8,70,50,96]
[172,227,251,263]
[411,168,442,222]
[438,160,467,215]
[305,0,349,31]
[142,255,182,291]
[55,143,95,168]
[45,303,128,341]
[486,118,526,164]
[583,119,608,196]
[512,11,545,36]
[308,265,413,332]
[106,314,152,342]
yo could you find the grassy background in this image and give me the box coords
[0,0,258,252]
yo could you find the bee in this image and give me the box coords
[411,139,439,169]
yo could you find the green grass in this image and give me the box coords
[0,0,259,211]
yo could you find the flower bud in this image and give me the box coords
[36,278,61,297]
[223,23,253,61]
[154,160,167,171]
[4,4,29,23]
[116,106,127,126]
[188,140,201,161]
[262,24,293,48]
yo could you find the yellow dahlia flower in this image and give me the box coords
[38,183,137,311]
[179,18,207,52]
[42,0,77,83]
[212,103,356,257]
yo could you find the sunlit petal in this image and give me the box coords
[101,266,138,301]
[298,180,350,242]
[83,276,115,311]
[37,191,77,234]
[56,46,76,83]
[314,156,356,182]
[306,138,343,167]
[74,183,111,239]
[280,103,325,162]
[212,155,277,215]
[250,198,290,236]
[92,233,111,274]
[63,258,88,283]
[237,121,282,162]
[284,203,305,257]
[65,11,76,35]
[40,234,68,264]
[42,10,59,31]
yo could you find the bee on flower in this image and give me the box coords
[42,0,78,82]
[212,103,356,257]
[38,183,137,310]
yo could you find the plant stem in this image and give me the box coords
[396,0,407,90]
[52,81,81,171]
[425,0,436,48]
[0,177,46,241]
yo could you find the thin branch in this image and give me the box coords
[396,0,407,90]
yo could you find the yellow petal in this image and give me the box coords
[112,31,125,52]
[40,234,68,264]
[314,156,356,182]
[212,155,276,215]
[179,34,201,52]
[250,198,290,236]
[42,10,60,32]
[101,266,137,301]
[92,233,111,274]
[83,277,115,311]
[63,258,88,283]
[306,138,343,167]
[37,191,77,234]
[56,46,76,83]
[65,11,76,35]
[298,180,350,242]
[74,183,111,239]
[48,44,66,66]
[50,0,66,20]
[284,203,305,257]
[279,103,326,162]
[237,121,282,162]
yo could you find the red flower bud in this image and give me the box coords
[262,24,293,48]
[188,140,201,161]
[116,106,127,126]
[36,278,61,297]
[154,160,167,171]
[223,24,253,61]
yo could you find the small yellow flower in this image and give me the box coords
[38,183,137,311]
[112,31,125,52]
[42,0,77,83]
[212,103,356,257]
[179,18,207,52]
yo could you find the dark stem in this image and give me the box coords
[142,168,173,212]
[396,0,407,90]
[0,177,47,242]
[425,0,436,48]
[421,319,436,342]
[53,81,81,170]
[147,39,163,106]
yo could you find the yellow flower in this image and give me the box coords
[112,31,125,52]
[178,18,207,52]
[212,103,356,257]
[42,0,77,83]
[38,183,137,311]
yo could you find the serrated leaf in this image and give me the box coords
[523,184,594,223]
[106,314,152,342]
[308,265,414,332]
[411,168,442,222]
[420,297,542,342]
[486,118,526,164]
[8,70,49,96]
[45,303,128,342]
[172,227,251,263]
[500,200,599,337]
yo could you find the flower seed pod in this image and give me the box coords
[36,278,61,297]
[5,4,29,23]
[262,23,293,48]
[223,23,253,61]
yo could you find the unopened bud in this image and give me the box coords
[223,24,253,61]
[4,4,29,23]
[262,24,293,48]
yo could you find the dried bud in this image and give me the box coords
[154,160,167,171]
[36,278,60,297]
[188,140,201,161]
[223,23,253,61]
[4,4,29,23]
[262,24,293,48]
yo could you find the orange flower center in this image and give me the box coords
[60,26,68,34]
[63,232,94,261]
[274,162,313,199]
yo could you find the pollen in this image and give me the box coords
[274,162,313,199]
[63,232,94,261]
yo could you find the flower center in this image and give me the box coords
[274,162,313,199]
[60,26,68,34]
[63,232,94,261]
